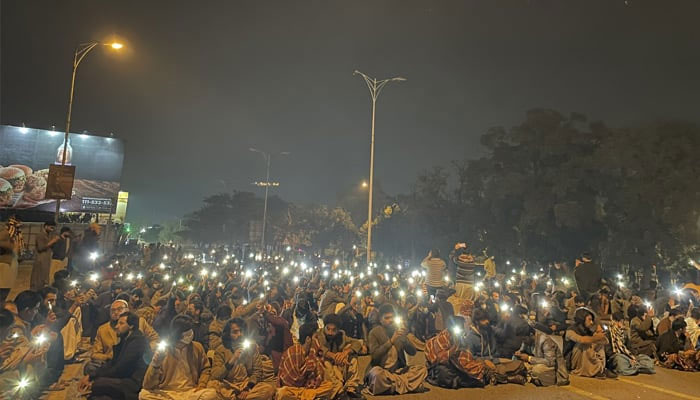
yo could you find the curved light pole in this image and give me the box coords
[353,70,405,264]
[54,41,123,223]
[250,148,289,252]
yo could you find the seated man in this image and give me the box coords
[686,308,700,351]
[464,309,527,385]
[312,313,364,399]
[425,316,487,389]
[365,304,428,395]
[629,304,657,358]
[208,317,275,399]
[277,322,337,400]
[514,319,569,386]
[139,314,218,400]
[657,309,682,336]
[208,305,232,354]
[565,307,616,378]
[604,312,655,376]
[656,318,699,371]
[79,311,148,399]
[87,299,159,375]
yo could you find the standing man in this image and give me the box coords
[0,217,22,304]
[574,253,601,303]
[422,249,446,297]
[30,221,59,290]
[49,227,72,284]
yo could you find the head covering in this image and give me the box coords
[112,299,129,310]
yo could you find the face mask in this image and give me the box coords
[180,329,194,344]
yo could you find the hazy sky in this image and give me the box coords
[3,0,700,223]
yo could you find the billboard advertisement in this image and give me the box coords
[0,125,124,212]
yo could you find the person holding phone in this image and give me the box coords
[365,304,427,396]
[208,317,275,399]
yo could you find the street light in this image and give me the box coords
[54,40,124,223]
[249,148,289,252]
[353,70,406,264]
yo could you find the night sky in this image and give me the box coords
[3,0,700,223]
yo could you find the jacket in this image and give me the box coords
[629,316,656,350]
[497,314,532,357]
[92,318,159,361]
[367,324,416,372]
[91,329,148,390]
[465,324,497,361]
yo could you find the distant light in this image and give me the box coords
[89,272,99,282]
[89,252,99,261]
[18,126,29,134]
[452,325,462,336]
[286,246,291,252]
[356,290,363,298]
[110,42,124,49]
[48,130,60,136]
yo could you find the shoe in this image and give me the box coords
[506,375,527,385]
[605,369,618,379]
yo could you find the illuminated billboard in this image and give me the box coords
[0,125,124,212]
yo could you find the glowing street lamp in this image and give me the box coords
[54,40,124,223]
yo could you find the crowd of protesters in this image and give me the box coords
[1,216,700,399]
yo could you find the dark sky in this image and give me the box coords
[3,0,700,224]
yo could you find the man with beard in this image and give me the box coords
[312,313,364,399]
[465,308,528,385]
[365,304,428,396]
[30,221,59,290]
[78,312,148,399]
[289,292,320,341]
[339,295,364,340]
[131,288,156,325]
[140,315,218,400]
[187,300,209,350]
[514,319,569,386]
[208,317,275,399]
[425,316,487,389]
[565,307,615,378]
[87,300,159,375]
[277,322,337,400]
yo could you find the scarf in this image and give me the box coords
[278,343,324,388]
[425,329,486,379]
[6,217,24,251]
[610,325,634,359]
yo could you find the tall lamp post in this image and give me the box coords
[54,41,123,223]
[353,70,406,264]
[250,148,289,252]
